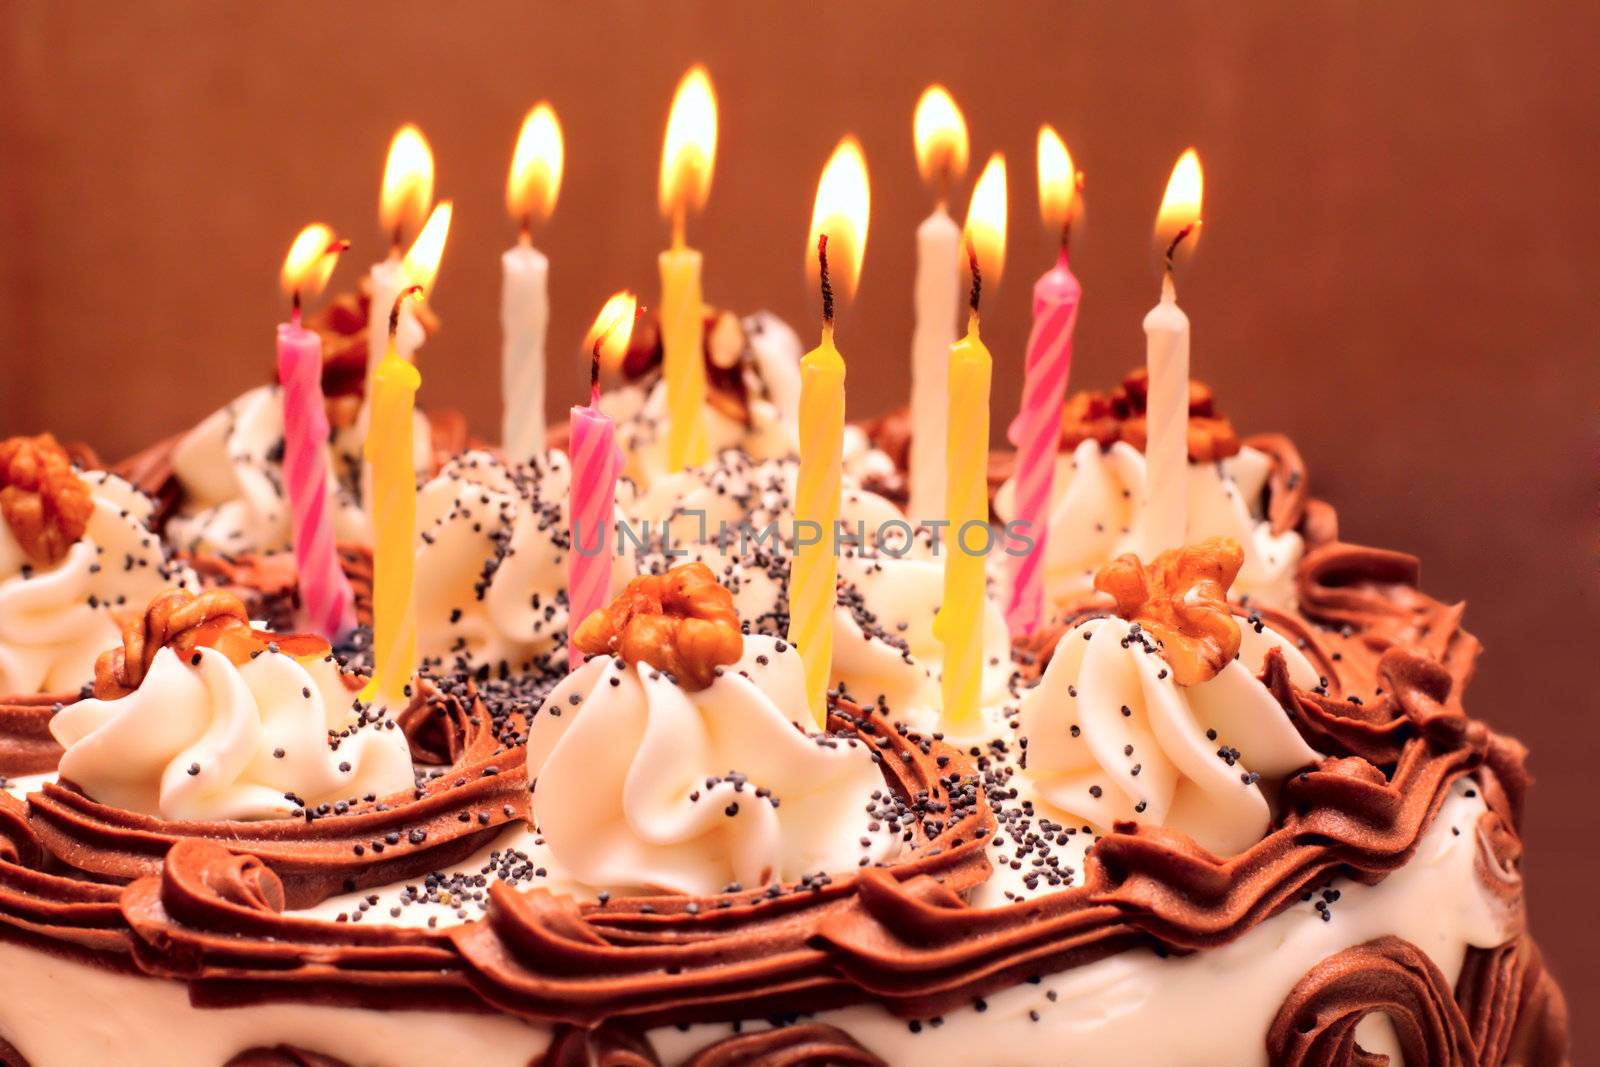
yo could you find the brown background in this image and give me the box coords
[2,0,1597,1044]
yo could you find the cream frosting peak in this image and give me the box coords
[1018,613,1320,857]
[413,450,635,676]
[167,384,429,554]
[50,644,414,821]
[527,634,897,896]
[0,470,190,695]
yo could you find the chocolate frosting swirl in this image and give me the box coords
[680,1023,887,1067]
[1266,936,1479,1066]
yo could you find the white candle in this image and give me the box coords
[907,86,969,527]
[1141,147,1205,557]
[366,255,405,397]
[500,239,550,463]
[501,104,564,465]
[908,205,962,525]
[1142,270,1190,554]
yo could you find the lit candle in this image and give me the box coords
[787,137,870,726]
[934,153,1007,735]
[276,224,356,641]
[359,210,449,710]
[360,201,453,525]
[907,85,969,526]
[1004,127,1083,636]
[502,103,564,464]
[1142,148,1204,557]
[366,125,434,399]
[657,66,718,470]
[568,292,637,669]
[361,287,425,709]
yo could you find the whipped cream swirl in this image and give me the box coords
[51,644,414,821]
[527,634,897,896]
[1017,613,1320,857]
[0,471,190,695]
[414,450,635,675]
[167,384,430,554]
[995,440,1303,610]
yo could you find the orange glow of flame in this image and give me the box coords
[963,152,1008,294]
[279,223,346,304]
[507,103,564,232]
[658,66,718,242]
[806,136,870,307]
[585,290,639,368]
[380,124,435,248]
[401,201,452,297]
[913,85,969,195]
[1155,147,1204,264]
[1036,125,1081,234]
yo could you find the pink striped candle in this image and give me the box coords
[278,315,357,639]
[567,294,635,669]
[1004,249,1081,635]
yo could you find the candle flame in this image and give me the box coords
[963,152,1008,294]
[806,136,870,307]
[586,291,639,367]
[913,85,969,194]
[507,103,564,232]
[658,65,718,239]
[380,124,435,248]
[401,201,452,298]
[1037,125,1081,234]
[1154,147,1204,266]
[279,223,346,304]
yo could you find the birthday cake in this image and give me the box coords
[0,82,1568,1067]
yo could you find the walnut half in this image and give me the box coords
[571,562,744,690]
[95,588,329,699]
[1094,536,1244,686]
[0,434,94,567]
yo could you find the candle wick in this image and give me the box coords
[389,285,424,337]
[965,238,982,315]
[291,289,303,325]
[519,219,532,245]
[391,227,405,258]
[1164,220,1199,276]
[671,205,687,251]
[817,233,834,327]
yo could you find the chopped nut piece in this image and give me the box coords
[1061,368,1241,462]
[0,434,94,566]
[1094,537,1244,686]
[94,588,329,698]
[572,562,743,690]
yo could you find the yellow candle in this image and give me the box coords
[659,243,708,468]
[788,138,870,727]
[933,152,1006,735]
[932,311,992,733]
[788,322,844,725]
[658,65,718,471]
[361,306,422,709]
